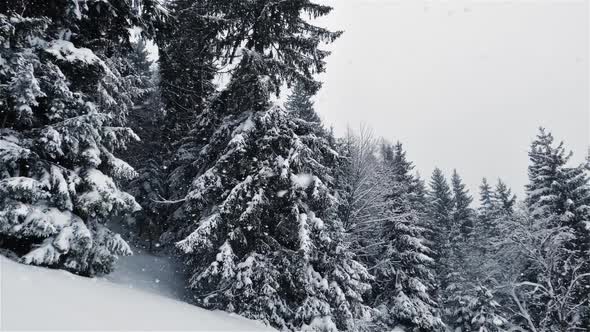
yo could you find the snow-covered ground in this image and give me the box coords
[0,251,274,331]
[104,246,189,300]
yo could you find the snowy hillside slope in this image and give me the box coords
[0,255,274,331]
[104,246,188,300]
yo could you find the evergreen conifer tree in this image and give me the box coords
[451,169,474,236]
[449,283,508,332]
[427,168,455,258]
[285,82,321,124]
[153,0,225,220]
[390,143,415,196]
[427,168,465,324]
[159,0,344,220]
[505,127,590,330]
[473,178,497,253]
[526,128,590,256]
[157,0,219,156]
[447,180,511,332]
[413,173,429,214]
[479,178,495,216]
[494,179,516,216]
[173,64,371,331]
[371,144,443,331]
[158,2,372,330]
[0,1,164,275]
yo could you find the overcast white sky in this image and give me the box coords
[313,0,589,200]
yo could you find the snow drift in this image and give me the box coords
[0,256,274,331]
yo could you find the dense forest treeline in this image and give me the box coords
[0,1,589,331]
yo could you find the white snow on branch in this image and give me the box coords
[44,40,102,66]
[291,173,314,189]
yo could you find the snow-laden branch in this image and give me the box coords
[151,194,187,204]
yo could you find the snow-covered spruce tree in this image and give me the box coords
[0,1,163,275]
[426,168,456,277]
[450,169,474,236]
[427,168,468,326]
[517,128,590,330]
[427,168,455,248]
[153,0,233,232]
[157,0,220,157]
[494,179,516,216]
[444,179,507,332]
[479,178,495,219]
[445,175,512,332]
[172,60,371,331]
[447,171,474,301]
[449,282,508,332]
[473,178,516,256]
[160,0,345,221]
[470,178,496,257]
[371,143,443,331]
[490,128,590,331]
[161,1,371,330]
[446,255,510,332]
[524,127,590,230]
[475,178,514,248]
[525,128,568,218]
[527,128,590,261]
[387,142,428,211]
[286,82,322,124]
[412,173,429,214]
[160,0,342,235]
